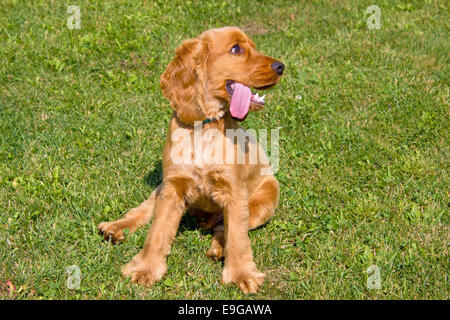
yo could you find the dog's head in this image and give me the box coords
[160,27,284,125]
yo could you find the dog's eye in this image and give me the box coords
[230,44,243,54]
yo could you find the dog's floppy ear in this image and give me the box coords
[160,38,209,125]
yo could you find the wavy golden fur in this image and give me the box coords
[98,27,284,293]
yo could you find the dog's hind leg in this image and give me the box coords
[98,185,162,243]
[248,176,279,230]
[206,224,225,260]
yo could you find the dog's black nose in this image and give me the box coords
[271,62,285,75]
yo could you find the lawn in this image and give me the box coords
[0,0,448,299]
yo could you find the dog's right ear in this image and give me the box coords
[160,38,209,125]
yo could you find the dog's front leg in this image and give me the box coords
[122,181,186,287]
[222,196,265,293]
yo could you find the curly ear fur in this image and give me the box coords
[160,38,209,125]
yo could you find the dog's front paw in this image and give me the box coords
[97,222,124,243]
[122,258,167,288]
[222,264,265,294]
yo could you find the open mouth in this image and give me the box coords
[226,81,267,106]
[225,80,274,120]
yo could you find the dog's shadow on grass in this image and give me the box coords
[144,161,163,189]
[144,161,209,236]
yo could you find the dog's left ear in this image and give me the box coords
[160,38,209,125]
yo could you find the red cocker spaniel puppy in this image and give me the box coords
[98,26,284,293]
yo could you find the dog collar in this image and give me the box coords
[202,118,215,124]
[202,115,224,124]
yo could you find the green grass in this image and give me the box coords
[0,0,448,299]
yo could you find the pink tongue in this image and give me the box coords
[229,82,251,119]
